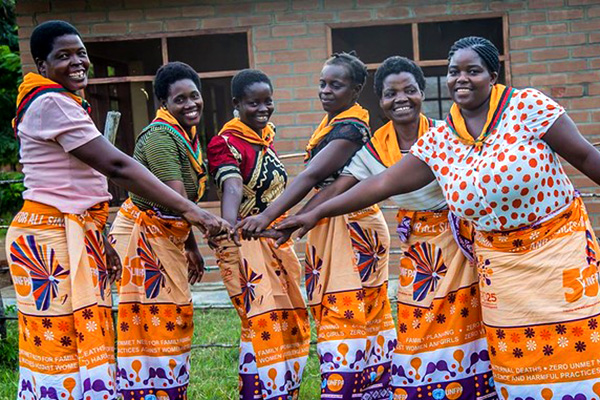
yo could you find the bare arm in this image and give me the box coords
[543,113,600,186]
[299,174,359,214]
[220,177,244,227]
[236,139,361,238]
[276,154,435,237]
[70,136,228,235]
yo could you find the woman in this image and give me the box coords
[278,36,600,399]
[238,53,396,400]
[7,21,229,400]
[109,62,209,399]
[283,56,495,399]
[207,69,310,400]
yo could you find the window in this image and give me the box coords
[84,31,250,204]
[330,15,508,130]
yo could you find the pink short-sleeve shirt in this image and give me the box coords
[411,88,573,231]
[18,92,110,214]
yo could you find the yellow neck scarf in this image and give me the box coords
[446,83,515,151]
[155,107,196,141]
[306,103,370,154]
[370,114,432,167]
[218,118,275,147]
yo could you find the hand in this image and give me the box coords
[235,214,273,240]
[182,205,233,237]
[274,212,320,240]
[273,227,296,248]
[104,237,122,284]
[207,228,241,248]
[186,248,205,285]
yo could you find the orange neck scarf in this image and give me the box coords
[369,114,433,167]
[218,118,275,147]
[446,83,515,151]
[305,103,370,155]
[13,72,91,136]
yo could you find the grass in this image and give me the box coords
[0,309,324,400]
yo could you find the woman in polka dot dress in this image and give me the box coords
[277,36,600,399]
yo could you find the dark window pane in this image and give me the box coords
[418,18,504,60]
[168,33,249,73]
[86,39,162,78]
[332,25,413,64]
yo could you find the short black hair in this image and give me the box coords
[231,69,273,99]
[325,51,368,89]
[373,56,426,98]
[30,20,81,61]
[154,61,201,101]
[448,36,500,74]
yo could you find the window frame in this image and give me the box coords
[326,12,511,86]
[83,28,254,207]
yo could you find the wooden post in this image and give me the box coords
[103,111,121,145]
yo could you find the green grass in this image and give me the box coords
[0,309,323,400]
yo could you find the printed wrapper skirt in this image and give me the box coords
[215,226,311,400]
[305,206,396,400]
[392,209,496,400]
[109,199,193,400]
[7,200,116,400]
[475,196,600,399]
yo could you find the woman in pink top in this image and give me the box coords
[6,21,230,400]
[278,37,600,399]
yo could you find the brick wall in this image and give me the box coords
[14,0,600,278]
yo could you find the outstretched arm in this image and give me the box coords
[276,154,434,237]
[543,113,600,186]
[70,136,229,236]
[236,139,361,238]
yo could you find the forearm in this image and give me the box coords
[221,178,244,226]
[185,231,198,251]
[297,175,357,215]
[261,172,318,222]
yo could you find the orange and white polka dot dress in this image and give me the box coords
[412,85,572,232]
[412,85,600,399]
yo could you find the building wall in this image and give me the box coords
[14,0,600,276]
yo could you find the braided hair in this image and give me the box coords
[325,51,368,90]
[448,36,500,74]
[31,20,81,62]
[373,56,426,99]
[154,61,201,101]
[231,69,273,100]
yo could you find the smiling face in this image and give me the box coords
[163,79,203,132]
[36,34,90,92]
[234,82,274,133]
[447,48,498,111]
[380,72,424,125]
[319,63,360,118]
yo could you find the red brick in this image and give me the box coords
[339,10,372,21]
[86,0,127,10]
[490,1,526,11]
[292,37,326,50]
[273,50,308,63]
[592,58,600,69]
[296,112,324,124]
[511,76,530,87]
[451,3,487,13]
[592,110,600,122]
[414,4,447,15]
[239,15,272,26]
[549,59,587,73]
[509,25,528,37]
[550,85,584,98]
[295,87,318,99]
[567,71,600,84]
[258,64,293,75]
[180,6,214,17]
[272,24,307,37]
[166,19,199,31]
[254,26,271,39]
[310,47,327,60]
[579,124,600,136]
[510,37,546,50]
[589,6,600,18]
[202,17,237,29]
[510,52,529,63]
[511,63,548,75]
[109,9,143,21]
[548,8,584,20]
[308,25,325,35]
[324,0,352,9]
[256,38,289,52]
[16,0,50,14]
[568,0,600,4]
[573,45,600,58]
[531,47,569,61]
[91,22,128,35]
[159,0,199,5]
[144,8,181,20]
[275,13,305,23]
[271,114,295,125]
[50,0,86,11]
[273,140,300,152]
[275,88,293,100]
[570,97,600,110]
[307,11,336,22]
[254,52,272,64]
[530,73,568,86]
[509,11,546,24]
[530,23,567,35]
[124,0,161,8]
[376,6,410,19]
[72,12,108,23]
[35,13,73,23]
[292,0,319,10]
[294,61,325,74]
[274,75,310,88]
[216,3,253,15]
[357,0,391,6]
[590,83,600,96]
[568,110,590,123]
[129,21,163,33]
[255,1,288,12]
[528,0,565,9]
[546,33,587,47]
[16,15,34,27]
[276,100,312,113]
[571,20,600,32]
